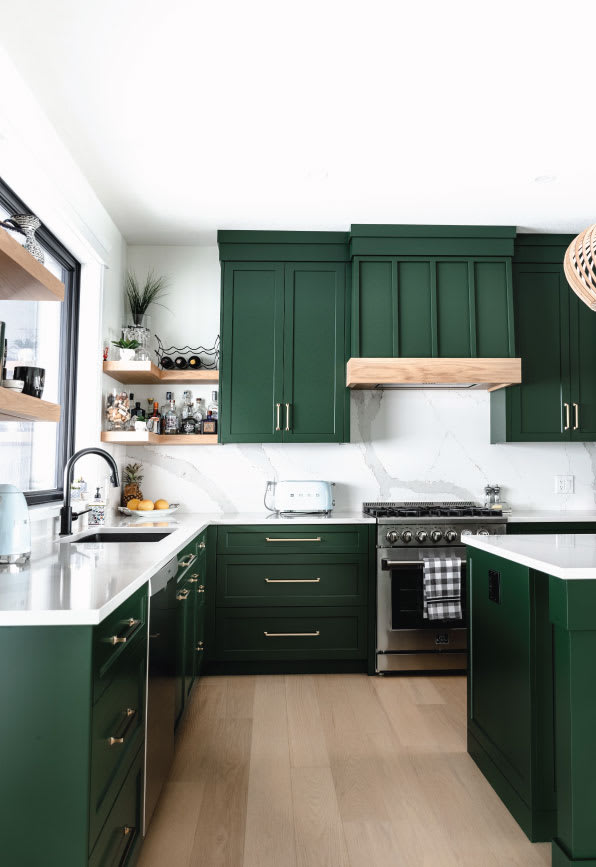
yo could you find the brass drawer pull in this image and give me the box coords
[265,577,321,583]
[275,402,281,431]
[178,553,197,569]
[188,575,199,583]
[264,630,320,637]
[196,641,205,652]
[176,588,190,601]
[265,537,321,543]
[119,825,136,863]
[564,402,570,430]
[108,708,137,746]
[574,402,580,430]
[199,541,206,550]
[198,584,205,593]
[285,402,291,431]
[104,618,141,645]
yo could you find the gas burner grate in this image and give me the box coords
[363,500,496,519]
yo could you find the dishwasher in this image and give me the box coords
[145,555,178,830]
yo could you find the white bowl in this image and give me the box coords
[118,503,180,519]
[2,380,24,392]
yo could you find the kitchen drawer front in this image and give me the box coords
[176,537,200,581]
[216,555,368,607]
[89,745,144,867]
[215,606,367,660]
[89,637,147,851]
[93,585,148,703]
[217,525,368,555]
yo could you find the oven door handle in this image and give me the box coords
[382,559,426,569]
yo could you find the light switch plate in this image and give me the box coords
[554,475,574,494]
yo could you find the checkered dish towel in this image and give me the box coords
[422,557,462,621]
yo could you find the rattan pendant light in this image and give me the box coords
[564,224,596,310]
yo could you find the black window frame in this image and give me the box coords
[0,176,80,505]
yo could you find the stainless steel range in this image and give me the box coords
[364,501,507,673]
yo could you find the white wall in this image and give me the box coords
[0,45,127,536]
[124,245,596,515]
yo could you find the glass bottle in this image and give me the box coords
[202,410,217,435]
[106,389,130,430]
[188,355,201,369]
[133,401,145,421]
[208,389,218,419]
[193,398,206,432]
[147,400,161,433]
[181,390,194,420]
[164,396,179,435]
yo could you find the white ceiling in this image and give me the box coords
[1,0,595,244]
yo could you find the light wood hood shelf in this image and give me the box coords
[101,431,218,445]
[346,357,522,391]
[103,361,219,385]
[0,228,65,302]
[0,389,61,422]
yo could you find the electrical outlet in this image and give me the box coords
[554,475,574,494]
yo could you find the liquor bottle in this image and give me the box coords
[202,410,217,435]
[174,356,188,370]
[188,355,201,369]
[133,401,145,421]
[147,400,161,433]
[208,389,218,419]
[193,398,205,432]
[164,396,179,435]
[180,414,196,434]
[181,390,194,420]
[160,391,173,434]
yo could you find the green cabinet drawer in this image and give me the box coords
[216,555,368,607]
[217,525,368,555]
[215,606,367,661]
[89,637,147,851]
[93,585,148,703]
[89,745,144,867]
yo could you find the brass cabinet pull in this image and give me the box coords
[265,537,321,543]
[574,403,580,430]
[275,402,281,431]
[285,402,291,431]
[199,541,206,550]
[564,402,570,430]
[108,708,137,746]
[197,584,205,593]
[178,553,197,569]
[118,825,136,863]
[188,576,199,583]
[176,588,190,601]
[104,618,141,645]
[196,641,205,652]
[265,577,321,583]
[264,631,320,637]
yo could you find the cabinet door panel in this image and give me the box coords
[283,263,345,442]
[354,257,394,356]
[474,260,514,357]
[509,267,571,441]
[436,260,472,356]
[570,293,596,440]
[397,260,433,357]
[220,263,284,442]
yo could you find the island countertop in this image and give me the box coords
[0,510,374,626]
[466,532,596,580]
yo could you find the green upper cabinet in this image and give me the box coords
[218,232,349,444]
[350,226,516,359]
[490,234,596,442]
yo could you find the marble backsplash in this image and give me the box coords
[122,390,596,514]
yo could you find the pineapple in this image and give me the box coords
[122,462,144,506]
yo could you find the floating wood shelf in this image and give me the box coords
[0,227,65,302]
[346,357,522,391]
[0,388,61,422]
[101,431,219,446]
[103,361,219,385]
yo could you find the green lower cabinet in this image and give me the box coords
[467,549,555,842]
[89,746,144,867]
[215,606,367,661]
[217,524,369,556]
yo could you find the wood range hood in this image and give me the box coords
[346,357,522,391]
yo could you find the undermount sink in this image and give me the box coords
[65,530,173,543]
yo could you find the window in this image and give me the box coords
[0,177,80,504]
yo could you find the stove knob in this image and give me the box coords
[430,529,442,543]
[415,530,427,543]
[477,528,490,536]
[445,530,457,543]
[385,530,399,544]
[401,530,413,543]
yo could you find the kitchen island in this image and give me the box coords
[466,533,596,867]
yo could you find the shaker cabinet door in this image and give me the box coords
[282,263,346,442]
[220,263,285,443]
[570,292,596,440]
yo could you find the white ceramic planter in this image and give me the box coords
[119,348,136,361]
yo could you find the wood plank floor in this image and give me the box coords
[139,674,551,867]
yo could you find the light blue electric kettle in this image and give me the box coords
[0,484,31,564]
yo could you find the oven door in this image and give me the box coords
[377,550,467,653]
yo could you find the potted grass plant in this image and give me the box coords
[125,270,169,327]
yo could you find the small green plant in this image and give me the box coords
[111,338,141,349]
[125,270,169,322]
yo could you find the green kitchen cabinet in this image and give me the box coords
[467,548,555,842]
[349,225,516,359]
[218,231,349,444]
[490,235,596,442]
[175,530,209,728]
[0,584,148,867]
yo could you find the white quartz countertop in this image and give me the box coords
[508,511,596,523]
[466,533,596,579]
[0,511,373,626]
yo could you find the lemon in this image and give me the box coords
[154,499,170,510]
[137,499,155,511]
[126,498,140,511]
